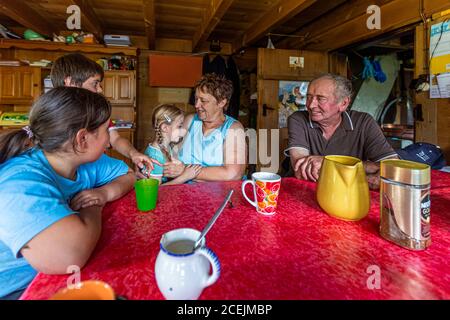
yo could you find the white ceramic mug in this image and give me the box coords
[154,228,220,300]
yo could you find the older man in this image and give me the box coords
[286,73,397,188]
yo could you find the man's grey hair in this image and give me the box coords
[310,73,353,103]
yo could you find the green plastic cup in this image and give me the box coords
[135,178,159,212]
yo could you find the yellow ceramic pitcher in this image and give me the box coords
[316,155,370,221]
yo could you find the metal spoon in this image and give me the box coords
[194,190,234,250]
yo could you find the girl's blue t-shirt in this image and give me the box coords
[0,148,129,298]
[144,145,168,183]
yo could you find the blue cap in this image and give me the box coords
[396,143,446,169]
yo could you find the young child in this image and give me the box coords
[51,53,157,176]
[144,104,201,185]
[0,87,135,299]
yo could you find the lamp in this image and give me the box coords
[267,35,275,49]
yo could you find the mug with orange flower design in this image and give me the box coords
[241,172,281,215]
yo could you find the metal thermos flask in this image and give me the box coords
[379,160,431,250]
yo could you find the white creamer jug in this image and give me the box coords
[155,228,220,300]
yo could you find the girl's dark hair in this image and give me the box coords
[0,87,111,164]
[50,53,104,87]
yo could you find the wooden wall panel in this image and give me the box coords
[137,50,158,151]
[413,12,450,163]
[258,48,329,80]
[415,92,438,145]
[436,99,450,162]
[414,24,427,78]
[155,38,193,52]
[329,53,347,77]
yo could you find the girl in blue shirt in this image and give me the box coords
[0,87,135,299]
[143,104,201,185]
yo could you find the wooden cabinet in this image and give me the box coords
[101,70,137,166]
[0,67,41,104]
[102,70,137,166]
[0,42,139,165]
[102,71,135,105]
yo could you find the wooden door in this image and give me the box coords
[256,48,330,173]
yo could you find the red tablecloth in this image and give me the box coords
[21,171,450,300]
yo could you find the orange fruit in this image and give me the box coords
[258,201,267,209]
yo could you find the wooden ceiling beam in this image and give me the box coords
[192,0,235,52]
[232,0,317,53]
[0,0,56,37]
[303,0,448,51]
[276,0,393,49]
[143,0,156,49]
[273,0,348,48]
[281,0,450,52]
[424,0,450,17]
[66,0,104,40]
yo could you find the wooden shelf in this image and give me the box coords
[0,39,138,56]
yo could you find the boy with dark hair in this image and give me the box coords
[50,53,105,88]
[51,53,157,174]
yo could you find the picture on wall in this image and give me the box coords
[278,80,309,128]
